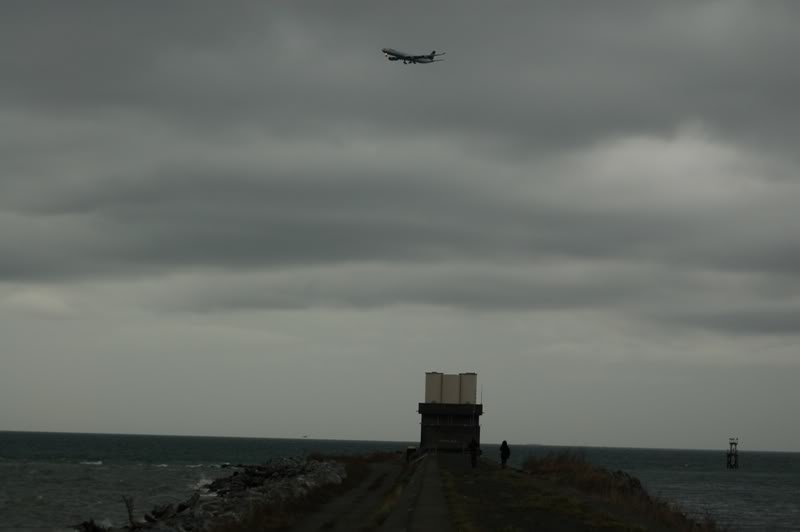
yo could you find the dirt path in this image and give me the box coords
[377,454,452,532]
[289,453,455,532]
[288,460,402,532]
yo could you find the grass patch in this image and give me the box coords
[438,452,727,531]
[522,451,727,531]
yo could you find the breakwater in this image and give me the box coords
[74,457,346,531]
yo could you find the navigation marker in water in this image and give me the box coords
[726,437,739,469]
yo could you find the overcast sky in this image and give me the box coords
[2,2,799,451]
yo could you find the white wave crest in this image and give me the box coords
[189,477,213,491]
[79,460,103,465]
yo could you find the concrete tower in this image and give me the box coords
[418,372,483,451]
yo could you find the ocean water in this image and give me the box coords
[0,432,798,531]
[0,432,410,531]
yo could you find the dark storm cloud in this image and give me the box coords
[674,307,800,336]
[1,1,799,326]
[158,262,656,313]
[2,2,800,153]
[4,3,800,450]
[0,164,691,280]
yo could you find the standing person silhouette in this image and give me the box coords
[467,437,480,468]
[500,440,511,468]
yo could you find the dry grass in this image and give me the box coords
[522,450,726,531]
[523,450,640,494]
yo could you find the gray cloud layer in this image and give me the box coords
[1,2,799,447]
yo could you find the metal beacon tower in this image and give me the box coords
[726,437,739,469]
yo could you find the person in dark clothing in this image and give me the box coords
[500,440,511,468]
[467,437,480,468]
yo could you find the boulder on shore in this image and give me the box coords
[73,456,347,531]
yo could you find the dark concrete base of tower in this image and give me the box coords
[418,403,483,452]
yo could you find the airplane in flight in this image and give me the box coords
[382,48,445,64]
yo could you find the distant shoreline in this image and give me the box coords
[2,431,795,453]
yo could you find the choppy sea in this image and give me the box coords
[0,431,797,531]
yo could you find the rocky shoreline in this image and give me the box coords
[73,456,346,531]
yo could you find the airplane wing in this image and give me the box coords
[410,51,446,60]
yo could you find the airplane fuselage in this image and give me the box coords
[382,47,443,64]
